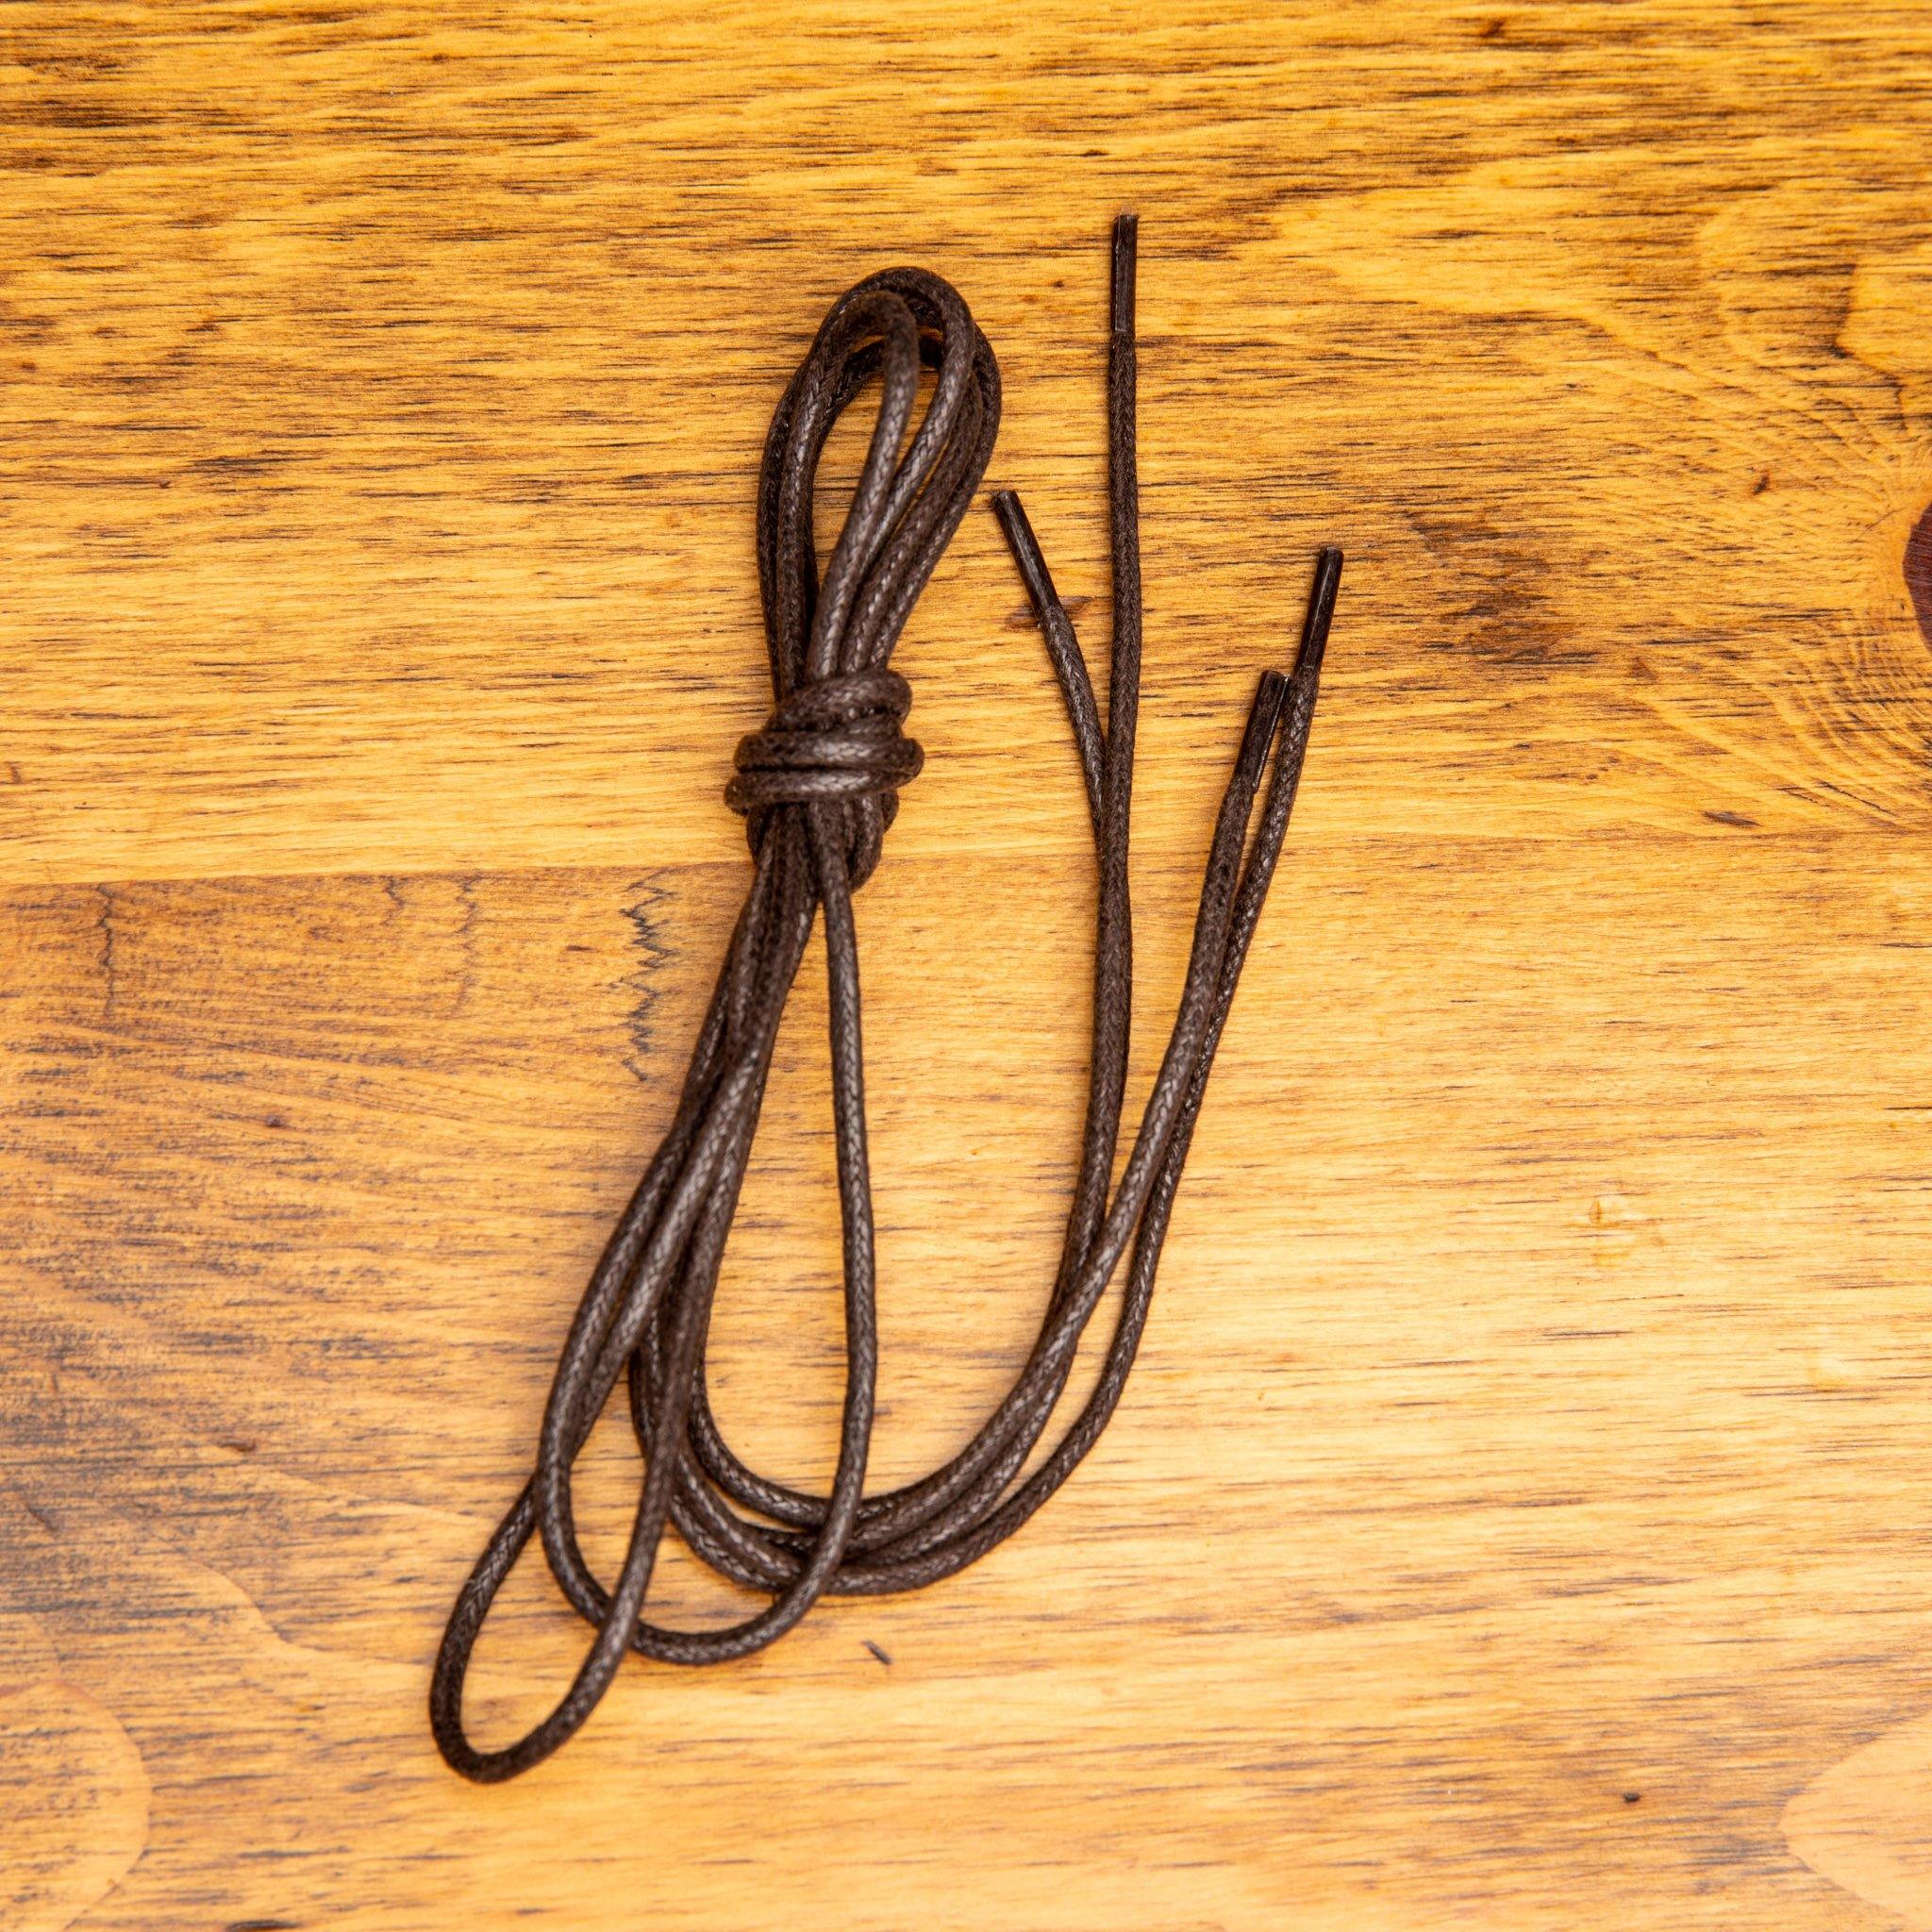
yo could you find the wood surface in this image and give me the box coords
[4,3,1932,1926]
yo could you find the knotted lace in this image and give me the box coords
[432,214,1341,1783]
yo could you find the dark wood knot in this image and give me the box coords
[1907,501,1932,656]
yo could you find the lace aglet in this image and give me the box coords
[1252,666,1291,742]
[1233,667,1291,795]
[1292,546,1344,681]
[990,488,1062,623]
[1110,213,1139,339]
[992,486,1106,818]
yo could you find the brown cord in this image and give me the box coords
[431,214,1342,1782]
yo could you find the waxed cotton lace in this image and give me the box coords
[432,215,1341,1782]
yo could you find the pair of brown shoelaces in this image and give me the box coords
[432,214,1342,1782]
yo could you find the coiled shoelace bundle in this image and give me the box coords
[433,215,1341,1782]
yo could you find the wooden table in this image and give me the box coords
[6,5,1931,1926]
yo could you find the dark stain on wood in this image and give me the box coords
[621,878,676,1079]
[1006,593,1095,632]
[1908,501,1932,655]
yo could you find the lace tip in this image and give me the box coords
[1254,666,1290,735]
[990,490,1059,619]
[1292,547,1343,680]
[1231,667,1290,789]
[1110,214,1139,337]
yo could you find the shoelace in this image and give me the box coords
[432,214,1341,1782]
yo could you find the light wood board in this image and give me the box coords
[4,4,1932,1926]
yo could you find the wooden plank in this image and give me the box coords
[6,839,1932,1928]
[3,3,1931,1927]
[3,3,1930,887]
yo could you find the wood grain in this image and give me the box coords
[1909,506,1932,655]
[3,4,1930,1927]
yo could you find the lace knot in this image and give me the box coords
[725,667,923,888]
